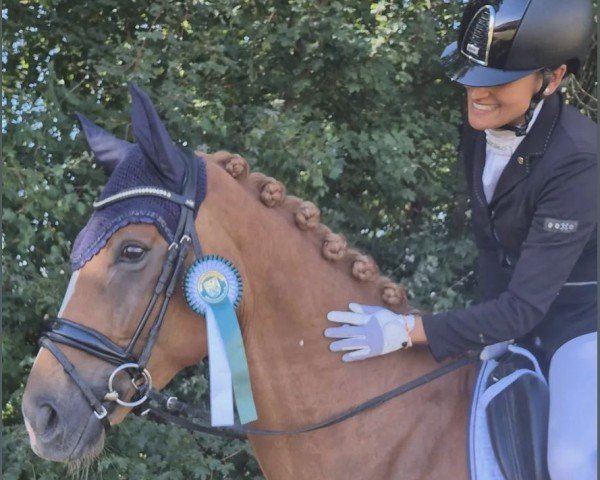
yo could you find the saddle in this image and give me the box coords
[469,343,550,480]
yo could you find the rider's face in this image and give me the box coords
[464,72,544,131]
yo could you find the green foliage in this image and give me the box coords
[4,0,596,478]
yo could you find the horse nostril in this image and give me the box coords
[38,403,60,438]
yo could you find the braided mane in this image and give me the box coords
[198,150,411,310]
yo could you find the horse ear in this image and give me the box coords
[75,112,134,173]
[129,83,185,190]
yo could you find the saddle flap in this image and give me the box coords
[485,349,551,480]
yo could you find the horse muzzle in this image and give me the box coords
[22,387,106,462]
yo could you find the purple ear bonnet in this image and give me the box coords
[70,85,206,270]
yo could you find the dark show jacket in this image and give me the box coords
[422,93,597,365]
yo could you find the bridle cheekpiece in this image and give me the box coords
[41,149,205,431]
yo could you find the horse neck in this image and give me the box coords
[198,161,469,420]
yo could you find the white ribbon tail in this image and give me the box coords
[206,307,234,426]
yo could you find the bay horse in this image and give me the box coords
[22,84,476,479]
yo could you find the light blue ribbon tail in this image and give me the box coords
[212,298,258,424]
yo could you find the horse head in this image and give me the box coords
[21,84,222,461]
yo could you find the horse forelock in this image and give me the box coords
[200,150,412,312]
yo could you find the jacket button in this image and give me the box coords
[517,156,525,165]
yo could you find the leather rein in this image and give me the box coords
[40,152,479,439]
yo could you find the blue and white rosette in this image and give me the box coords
[184,255,257,426]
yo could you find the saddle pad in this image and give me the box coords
[468,359,506,480]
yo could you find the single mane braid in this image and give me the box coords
[198,150,411,309]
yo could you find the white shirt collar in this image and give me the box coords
[485,100,545,155]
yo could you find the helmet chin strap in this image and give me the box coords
[499,69,553,137]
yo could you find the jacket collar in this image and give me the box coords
[472,93,562,208]
[510,92,562,159]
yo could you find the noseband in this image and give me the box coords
[40,150,205,431]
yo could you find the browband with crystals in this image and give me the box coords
[93,187,195,210]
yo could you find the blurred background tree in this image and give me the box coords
[3,1,596,478]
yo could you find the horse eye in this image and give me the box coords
[120,245,146,262]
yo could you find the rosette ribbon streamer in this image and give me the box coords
[184,255,257,426]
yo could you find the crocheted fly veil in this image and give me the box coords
[71,84,205,270]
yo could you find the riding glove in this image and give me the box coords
[325,303,415,362]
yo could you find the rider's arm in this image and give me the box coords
[420,152,596,361]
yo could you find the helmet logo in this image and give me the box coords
[466,44,480,56]
[460,5,496,66]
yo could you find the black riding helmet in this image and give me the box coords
[441,0,594,88]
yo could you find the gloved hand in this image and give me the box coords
[325,303,415,362]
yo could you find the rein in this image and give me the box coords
[40,151,480,439]
[139,353,479,440]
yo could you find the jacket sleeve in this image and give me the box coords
[422,153,597,361]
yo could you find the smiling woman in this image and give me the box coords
[328,3,596,367]
[325,0,597,479]
[465,66,566,132]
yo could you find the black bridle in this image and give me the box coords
[40,152,479,439]
[41,150,204,431]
